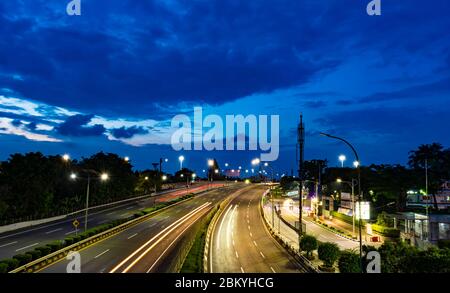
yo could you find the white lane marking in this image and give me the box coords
[248,225,250,230]
[106,211,115,215]
[240,267,245,273]
[0,241,18,248]
[65,230,76,235]
[247,219,250,224]
[15,242,39,252]
[110,202,211,273]
[98,219,110,224]
[250,232,253,237]
[217,205,233,250]
[127,233,138,240]
[235,251,239,258]
[125,206,134,210]
[45,228,63,234]
[94,249,110,259]
[232,239,235,247]
[146,211,207,273]
[270,267,276,273]
[260,251,265,259]
[227,205,238,249]
[253,241,258,247]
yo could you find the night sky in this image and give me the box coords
[0,0,449,174]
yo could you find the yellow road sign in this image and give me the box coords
[73,219,80,228]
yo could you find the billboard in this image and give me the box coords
[355,201,370,220]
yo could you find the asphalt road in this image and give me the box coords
[209,185,302,273]
[0,183,221,259]
[39,184,245,273]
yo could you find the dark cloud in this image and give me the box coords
[304,101,327,108]
[56,114,105,137]
[110,126,149,139]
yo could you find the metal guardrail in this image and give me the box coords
[260,191,319,273]
[9,186,225,273]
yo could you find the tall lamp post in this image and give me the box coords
[320,132,363,273]
[178,155,185,170]
[70,170,109,232]
[339,154,346,168]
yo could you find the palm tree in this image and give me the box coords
[408,143,446,210]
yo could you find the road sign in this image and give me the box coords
[72,219,80,228]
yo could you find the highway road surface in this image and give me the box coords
[0,183,221,259]
[38,184,245,273]
[209,185,302,273]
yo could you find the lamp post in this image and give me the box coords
[336,178,358,239]
[320,132,363,273]
[159,158,168,173]
[70,170,109,232]
[339,154,346,168]
[178,155,185,170]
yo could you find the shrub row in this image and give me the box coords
[371,224,400,238]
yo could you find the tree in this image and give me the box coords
[338,250,360,273]
[408,143,450,209]
[318,242,340,270]
[300,235,318,259]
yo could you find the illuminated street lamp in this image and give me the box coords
[62,154,70,161]
[70,169,109,231]
[353,161,360,168]
[162,175,167,181]
[339,154,346,168]
[124,156,130,162]
[178,155,185,170]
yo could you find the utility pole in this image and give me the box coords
[297,114,305,245]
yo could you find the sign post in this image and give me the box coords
[73,219,80,236]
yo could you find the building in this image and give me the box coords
[406,181,450,210]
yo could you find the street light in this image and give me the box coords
[162,175,167,181]
[124,156,130,162]
[70,169,109,232]
[178,155,185,170]
[62,154,70,161]
[320,132,363,273]
[339,154,346,168]
[353,161,360,168]
[100,173,109,181]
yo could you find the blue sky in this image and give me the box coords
[0,0,449,174]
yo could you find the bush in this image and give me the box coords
[438,239,450,249]
[26,250,41,261]
[338,250,360,273]
[1,258,19,271]
[371,224,400,238]
[46,241,62,252]
[0,262,8,273]
[13,253,32,266]
[64,237,74,246]
[134,211,145,218]
[318,242,340,269]
[300,235,318,259]
[35,246,51,256]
